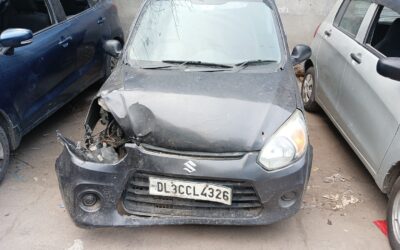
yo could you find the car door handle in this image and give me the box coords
[97,17,106,24]
[324,30,332,37]
[350,53,362,64]
[58,36,72,48]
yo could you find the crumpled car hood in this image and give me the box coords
[99,66,298,153]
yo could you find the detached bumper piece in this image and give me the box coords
[55,142,312,228]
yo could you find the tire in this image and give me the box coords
[301,67,319,112]
[388,177,400,250]
[0,126,10,184]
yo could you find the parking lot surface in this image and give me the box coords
[0,85,390,250]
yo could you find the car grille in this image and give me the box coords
[122,172,263,218]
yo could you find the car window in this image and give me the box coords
[0,0,52,34]
[127,0,282,66]
[380,7,400,22]
[366,6,400,57]
[59,0,90,17]
[338,0,372,37]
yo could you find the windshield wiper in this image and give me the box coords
[235,60,278,66]
[162,60,234,69]
[234,59,278,71]
[139,59,277,71]
[140,65,176,70]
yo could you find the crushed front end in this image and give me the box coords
[56,100,312,228]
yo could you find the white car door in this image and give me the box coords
[335,4,400,175]
[315,0,372,122]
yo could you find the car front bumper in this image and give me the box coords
[55,143,313,228]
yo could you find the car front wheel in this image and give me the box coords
[0,125,10,184]
[388,176,400,250]
[301,67,319,112]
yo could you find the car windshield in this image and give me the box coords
[127,0,282,67]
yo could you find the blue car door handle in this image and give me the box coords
[97,17,106,24]
[59,36,72,48]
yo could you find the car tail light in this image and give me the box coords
[314,23,321,38]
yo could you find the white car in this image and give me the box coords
[302,0,400,248]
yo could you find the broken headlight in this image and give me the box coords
[258,110,308,171]
[82,99,129,163]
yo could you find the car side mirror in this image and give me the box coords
[104,39,122,58]
[377,57,400,81]
[291,44,312,66]
[0,28,33,53]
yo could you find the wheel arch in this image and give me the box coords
[304,59,314,72]
[0,110,21,151]
[383,162,400,194]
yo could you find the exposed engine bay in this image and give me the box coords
[58,98,129,164]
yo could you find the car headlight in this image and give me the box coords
[258,110,308,171]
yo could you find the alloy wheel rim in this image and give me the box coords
[302,74,313,103]
[392,191,400,243]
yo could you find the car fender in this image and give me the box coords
[378,125,400,193]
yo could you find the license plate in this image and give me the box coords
[149,177,232,205]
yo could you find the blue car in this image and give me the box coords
[0,0,124,182]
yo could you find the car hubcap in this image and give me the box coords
[302,74,313,103]
[392,192,400,243]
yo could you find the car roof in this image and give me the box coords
[373,0,400,13]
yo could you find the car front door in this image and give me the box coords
[1,0,77,133]
[315,0,372,122]
[335,4,400,174]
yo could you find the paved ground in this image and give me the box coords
[0,85,390,250]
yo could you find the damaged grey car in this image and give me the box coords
[56,0,313,227]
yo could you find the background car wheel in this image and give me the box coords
[0,125,10,184]
[301,67,319,112]
[388,177,400,250]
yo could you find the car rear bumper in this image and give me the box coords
[55,143,312,228]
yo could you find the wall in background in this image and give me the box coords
[113,0,142,34]
[277,0,337,47]
[113,0,338,47]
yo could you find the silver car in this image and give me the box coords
[303,0,400,248]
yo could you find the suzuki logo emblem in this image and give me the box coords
[183,161,197,173]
